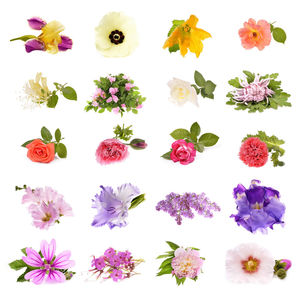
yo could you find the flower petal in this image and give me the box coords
[52,250,75,269]
[25,269,46,285]
[58,35,73,51]
[22,248,44,267]
[27,17,47,30]
[25,39,45,53]
[40,239,56,262]
[46,270,66,283]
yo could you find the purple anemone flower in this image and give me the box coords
[58,36,73,51]
[22,239,75,284]
[27,17,47,30]
[230,180,285,233]
[25,39,45,53]
[91,184,140,229]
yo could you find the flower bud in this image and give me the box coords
[276,268,287,280]
[280,259,292,270]
[25,39,45,53]
[27,17,47,30]
[129,138,147,150]
[58,36,73,51]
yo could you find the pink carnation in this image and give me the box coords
[170,139,196,165]
[171,248,204,279]
[95,139,129,165]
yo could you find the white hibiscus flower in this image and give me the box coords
[95,12,138,57]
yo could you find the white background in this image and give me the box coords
[0,0,299,294]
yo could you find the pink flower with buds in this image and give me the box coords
[92,100,99,107]
[125,83,134,91]
[113,107,120,114]
[93,88,106,99]
[107,75,116,83]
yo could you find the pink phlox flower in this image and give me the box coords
[107,75,116,83]
[125,83,134,91]
[104,248,116,258]
[109,87,119,95]
[113,107,120,114]
[110,269,123,282]
[22,239,75,284]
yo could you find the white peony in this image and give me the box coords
[168,78,198,106]
[226,243,275,284]
[95,12,138,57]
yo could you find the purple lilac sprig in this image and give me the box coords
[89,248,144,282]
[156,192,220,225]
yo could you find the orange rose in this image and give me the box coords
[26,139,55,163]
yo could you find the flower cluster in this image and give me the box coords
[168,71,216,106]
[11,17,72,54]
[157,241,204,285]
[22,126,67,163]
[226,71,291,112]
[85,74,146,116]
[230,180,285,234]
[95,125,147,165]
[16,185,72,230]
[91,183,145,229]
[239,18,286,51]
[21,73,77,109]
[163,15,211,57]
[9,239,75,284]
[95,12,138,57]
[162,122,219,165]
[240,131,285,167]
[89,248,144,282]
[156,192,220,225]
[226,243,291,284]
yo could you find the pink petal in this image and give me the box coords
[25,269,46,285]
[46,270,66,283]
[23,248,44,267]
[52,250,75,269]
[40,239,56,262]
[106,97,112,103]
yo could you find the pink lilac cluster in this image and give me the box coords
[156,192,220,225]
[171,248,204,279]
[90,248,141,282]
[22,239,75,284]
[22,186,73,229]
[232,74,274,103]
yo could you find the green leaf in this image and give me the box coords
[167,20,184,36]
[190,122,201,138]
[191,84,200,95]
[161,151,171,160]
[129,194,145,210]
[62,86,77,100]
[170,129,190,140]
[159,258,173,270]
[21,139,34,147]
[47,94,59,108]
[10,35,37,42]
[194,71,205,87]
[132,109,138,114]
[228,77,242,88]
[168,44,179,53]
[176,276,186,285]
[243,71,255,83]
[56,143,67,158]
[41,127,52,142]
[9,259,27,271]
[17,268,31,282]
[199,133,219,147]
[204,80,216,95]
[21,248,27,255]
[55,129,61,142]
[156,264,173,276]
[156,253,174,259]
[272,27,287,44]
[194,142,204,152]
[166,241,179,250]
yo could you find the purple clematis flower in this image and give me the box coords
[25,39,45,53]
[27,17,47,30]
[58,35,73,51]
[91,184,140,229]
[22,239,75,284]
[230,179,285,233]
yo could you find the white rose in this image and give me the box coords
[168,78,198,106]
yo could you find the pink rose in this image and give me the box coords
[95,139,129,165]
[170,139,196,165]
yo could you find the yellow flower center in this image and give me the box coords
[242,256,260,273]
[183,24,191,33]
[42,213,52,222]
[39,21,64,54]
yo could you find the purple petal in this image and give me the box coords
[46,270,66,283]
[58,36,73,51]
[246,187,266,205]
[25,269,46,285]
[22,248,44,267]
[52,250,75,269]
[233,184,246,198]
[40,239,56,262]
[27,17,46,30]
[25,39,45,53]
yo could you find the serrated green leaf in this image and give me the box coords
[62,86,77,100]
[272,27,287,44]
[166,241,179,250]
[198,133,219,147]
[9,259,27,271]
[161,151,172,160]
[170,129,190,140]
[243,71,255,83]
[194,71,206,87]
[204,80,216,95]
[41,127,52,142]
[56,143,67,158]
[228,77,242,88]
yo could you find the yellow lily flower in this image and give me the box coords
[163,15,211,57]
[38,21,64,54]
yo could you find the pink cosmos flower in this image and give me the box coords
[107,75,116,83]
[22,239,75,285]
[95,138,129,165]
[29,202,58,229]
[125,83,134,91]
[171,248,204,279]
[239,18,272,50]
[170,139,196,165]
[232,74,274,103]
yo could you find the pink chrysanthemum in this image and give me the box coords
[239,137,269,167]
[232,74,274,103]
[171,248,204,279]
